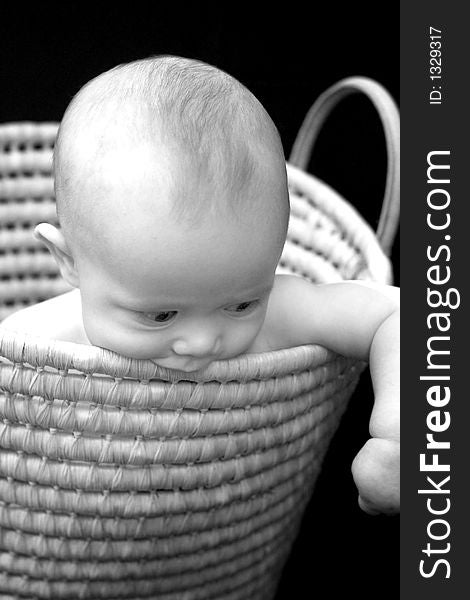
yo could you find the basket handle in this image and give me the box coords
[288,77,400,256]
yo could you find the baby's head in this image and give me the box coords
[37,55,289,371]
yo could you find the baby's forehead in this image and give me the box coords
[92,217,280,309]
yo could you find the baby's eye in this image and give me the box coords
[224,300,259,315]
[143,310,178,324]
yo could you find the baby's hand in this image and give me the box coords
[351,437,400,515]
[351,389,400,515]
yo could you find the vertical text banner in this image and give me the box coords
[401,2,468,598]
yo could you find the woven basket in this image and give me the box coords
[0,77,399,600]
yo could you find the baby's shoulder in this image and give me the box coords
[270,274,400,305]
[253,274,319,351]
[0,290,88,344]
[268,273,320,308]
[271,273,313,293]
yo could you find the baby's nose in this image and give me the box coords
[172,332,220,358]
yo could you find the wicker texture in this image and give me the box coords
[0,123,71,323]
[0,77,399,599]
[0,336,359,600]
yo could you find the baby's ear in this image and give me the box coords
[33,223,79,288]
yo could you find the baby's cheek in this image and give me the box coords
[223,320,262,357]
[81,315,122,353]
[81,310,156,358]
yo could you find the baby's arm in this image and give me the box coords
[266,275,400,514]
[347,282,399,515]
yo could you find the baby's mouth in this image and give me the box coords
[150,357,216,372]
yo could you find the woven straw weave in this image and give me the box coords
[0,77,399,599]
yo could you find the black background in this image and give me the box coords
[1,5,399,598]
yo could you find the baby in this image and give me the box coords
[1,56,399,516]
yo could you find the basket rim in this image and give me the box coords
[0,329,345,382]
